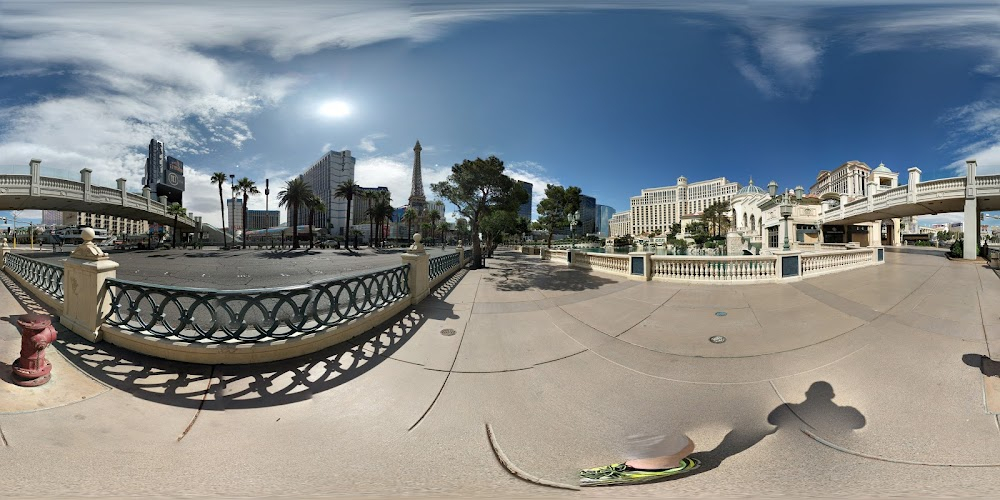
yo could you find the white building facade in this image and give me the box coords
[288,150,357,237]
[625,176,740,237]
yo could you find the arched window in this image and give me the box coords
[750,214,756,232]
[743,212,748,229]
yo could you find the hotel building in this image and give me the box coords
[621,176,741,237]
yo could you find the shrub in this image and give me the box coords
[950,240,980,258]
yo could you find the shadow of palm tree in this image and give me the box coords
[481,252,620,292]
[635,381,865,484]
[256,249,321,259]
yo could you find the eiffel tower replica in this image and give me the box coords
[408,140,426,214]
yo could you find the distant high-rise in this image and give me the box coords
[287,149,356,236]
[227,198,244,234]
[516,180,533,220]
[143,139,184,205]
[596,204,616,237]
[579,194,597,235]
[408,141,426,213]
[353,186,390,225]
[41,210,62,226]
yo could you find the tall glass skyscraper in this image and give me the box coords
[596,204,616,237]
[579,194,597,235]
[516,180,533,220]
[288,150,356,236]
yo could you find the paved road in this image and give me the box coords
[25,246,464,289]
[2,248,1000,497]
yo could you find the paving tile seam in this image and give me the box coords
[407,273,482,432]
[485,423,581,491]
[175,364,215,442]
[801,428,1000,467]
[0,422,8,446]
[547,306,873,385]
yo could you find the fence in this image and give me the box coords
[650,255,777,282]
[3,251,65,306]
[0,242,471,364]
[103,266,410,343]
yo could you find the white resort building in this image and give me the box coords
[618,176,740,237]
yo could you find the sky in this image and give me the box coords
[1,0,999,229]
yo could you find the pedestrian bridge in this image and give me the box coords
[0,160,199,231]
[820,161,994,259]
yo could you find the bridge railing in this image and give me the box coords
[571,251,629,276]
[103,265,410,343]
[2,252,65,303]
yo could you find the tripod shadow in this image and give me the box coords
[640,381,865,483]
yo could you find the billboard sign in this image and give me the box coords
[166,156,184,175]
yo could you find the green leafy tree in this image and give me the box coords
[668,222,681,238]
[536,184,582,248]
[455,217,470,242]
[210,172,229,249]
[278,178,313,249]
[334,179,362,242]
[234,177,259,249]
[437,220,451,244]
[166,202,187,248]
[479,210,527,257]
[366,191,393,248]
[687,220,710,246]
[431,156,527,269]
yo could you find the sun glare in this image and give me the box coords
[319,100,351,118]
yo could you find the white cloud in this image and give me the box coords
[358,133,387,153]
[321,143,333,154]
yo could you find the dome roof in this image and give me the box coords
[873,162,891,173]
[734,179,767,196]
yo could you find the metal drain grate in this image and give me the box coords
[709,335,726,344]
[441,328,456,336]
[715,311,727,317]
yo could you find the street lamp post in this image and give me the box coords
[568,211,580,249]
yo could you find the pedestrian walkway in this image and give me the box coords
[1,249,999,497]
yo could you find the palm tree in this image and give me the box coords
[334,179,361,247]
[234,177,259,249]
[402,208,418,243]
[210,172,228,248]
[363,191,375,246]
[427,209,441,244]
[166,202,187,248]
[438,221,450,245]
[278,178,313,249]
[305,194,325,249]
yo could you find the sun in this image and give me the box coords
[319,100,351,118]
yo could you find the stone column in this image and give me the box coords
[964,160,979,260]
[81,168,92,203]
[401,233,430,305]
[158,195,168,206]
[60,228,120,342]
[628,251,652,281]
[457,240,464,264]
[117,178,127,206]
[0,237,9,265]
[907,167,921,204]
[773,250,803,281]
[726,230,743,256]
[892,218,901,247]
[30,159,41,197]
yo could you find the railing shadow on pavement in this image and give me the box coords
[638,381,866,484]
[480,251,619,292]
[0,259,471,411]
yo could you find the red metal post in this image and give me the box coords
[11,314,57,387]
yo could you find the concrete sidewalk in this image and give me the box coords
[1,249,999,497]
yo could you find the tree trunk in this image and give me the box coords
[219,187,227,249]
[471,216,483,269]
[292,204,299,249]
[242,194,249,249]
[172,216,178,247]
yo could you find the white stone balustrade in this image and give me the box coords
[569,251,629,276]
[650,255,777,283]
[801,248,876,276]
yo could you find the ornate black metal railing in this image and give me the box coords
[3,252,65,301]
[429,252,460,281]
[103,264,410,343]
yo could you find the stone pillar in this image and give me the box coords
[116,178,127,206]
[30,159,41,197]
[0,237,9,265]
[60,228,119,342]
[628,251,652,281]
[773,250,803,281]
[907,167,921,204]
[458,240,464,264]
[964,160,979,260]
[726,230,743,256]
[869,221,881,247]
[158,195,168,206]
[81,168,92,203]
[401,233,430,305]
[892,218,901,247]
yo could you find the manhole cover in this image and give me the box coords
[715,311,727,317]
[709,335,727,344]
[441,328,456,336]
